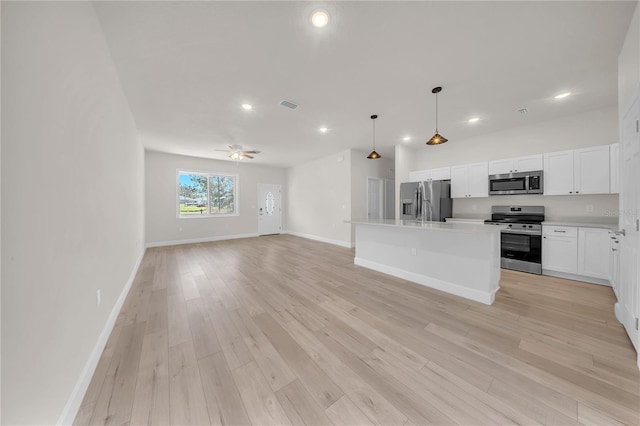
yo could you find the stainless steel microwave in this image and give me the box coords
[488,171,543,195]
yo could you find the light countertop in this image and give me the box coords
[542,220,618,231]
[348,218,503,234]
[444,218,486,223]
[446,216,618,231]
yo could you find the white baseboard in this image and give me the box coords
[542,269,611,286]
[614,302,623,325]
[146,233,258,248]
[285,230,354,248]
[57,248,146,425]
[354,257,497,305]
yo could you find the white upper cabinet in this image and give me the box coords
[408,170,429,182]
[489,155,543,175]
[451,162,488,198]
[574,145,610,195]
[544,150,575,195]
[488,158,514,175]
[408,167,450,182]
[610,143,619,193]
[513,155,543,173]
[543,145,610,195]
[430,167,451,181]
[450,165,469,198]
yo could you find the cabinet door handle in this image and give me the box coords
[553,230,566,233]
[576,191,580,194]
[612,248,618,251]
[569,191,573,194]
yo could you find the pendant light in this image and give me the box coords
[427,86,448,145]
[367,114,381,159]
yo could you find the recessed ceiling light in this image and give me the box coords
[403,136,411,142]
[242,103,253,110]
[468,117,480,123]
[319,127,328,133]
[311,9,330,28]
[554,92,571,99]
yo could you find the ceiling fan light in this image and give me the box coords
[427,133,448,145]
[229,152,243,160]
[367,150,381,159]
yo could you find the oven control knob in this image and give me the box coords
[528,225,533,228]
[522,225,526,228]
[508,224,512,227]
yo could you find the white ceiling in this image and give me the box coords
[93,1,636,167]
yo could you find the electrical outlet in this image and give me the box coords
[96,289,102,306]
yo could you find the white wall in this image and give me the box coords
[400,107,620,219]
[286,150,352,246]
[411,107,618,169]
[453,194,618,222]
[145,150,286,245]
[350,151,395,242]
[618,2,640,115]
[1,2,145,424]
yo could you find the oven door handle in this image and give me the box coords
[501,229,542,236]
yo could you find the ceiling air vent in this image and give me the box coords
[518,108,528,115]
[280,100,299,110]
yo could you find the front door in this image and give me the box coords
[258,183,282,236]
[618,92,640,353]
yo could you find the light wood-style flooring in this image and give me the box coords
[75,235,640,425]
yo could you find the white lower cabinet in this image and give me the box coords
[577,228,610,280]
[542,226,578,274]
[542,225,611,284]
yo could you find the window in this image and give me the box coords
[178,171,237,217]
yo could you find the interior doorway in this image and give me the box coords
[367,177,395,220]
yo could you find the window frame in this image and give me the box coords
[176,169,239,219]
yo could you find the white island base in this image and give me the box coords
[351,220,502,305]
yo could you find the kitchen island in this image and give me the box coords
[349,219,503,305]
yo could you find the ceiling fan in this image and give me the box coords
[215,144,261,160]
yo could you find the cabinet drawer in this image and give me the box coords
[543,226,577,237]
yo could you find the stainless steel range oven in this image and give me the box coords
[485,206,545,274]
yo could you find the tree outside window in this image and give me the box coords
[179,172,237,217]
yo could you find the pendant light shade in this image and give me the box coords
[367,114,381,159]
[427,86,448,145]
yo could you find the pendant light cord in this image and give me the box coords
[435,92,438,133]
[372,118,376,150]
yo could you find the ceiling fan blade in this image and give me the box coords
[227,145,237,151]
[214,149,231,152]
[243,154,255,159]
[241,150,260,154]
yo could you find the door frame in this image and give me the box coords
[366,177,384,220]
[257,183,282,236]
[616,84,640,369]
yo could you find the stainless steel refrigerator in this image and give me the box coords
[400,181,452,222]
